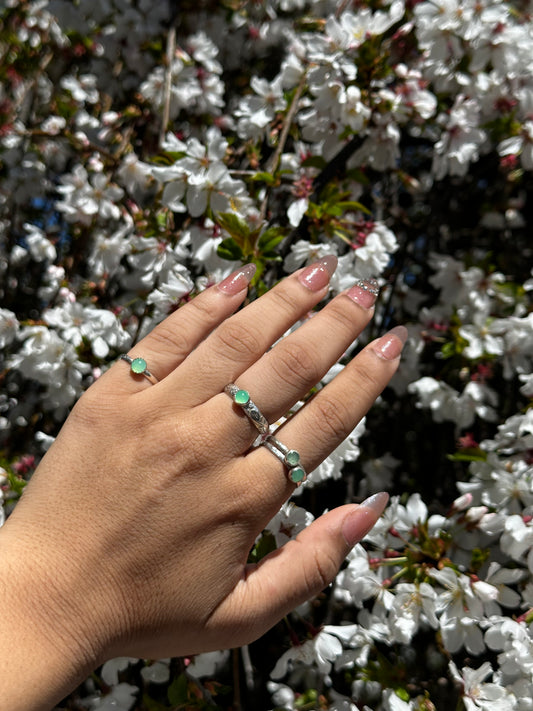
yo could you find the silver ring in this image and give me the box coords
[224,383,269,434]
[120,354,159,385]
[263,435,307,487]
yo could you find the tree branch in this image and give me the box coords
[159,25,176,148]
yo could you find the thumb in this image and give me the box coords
[209,493,388,646]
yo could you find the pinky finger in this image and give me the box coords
[205,494,388,646]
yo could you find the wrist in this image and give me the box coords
[0,521,106,710]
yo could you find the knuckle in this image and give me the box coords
[188,292,215,321]
[296,540,338,595]
[327,300,363,333]
[148,321,194,361]
[313,547,340,589]
[313,394,351,442]
[70,385,116,428]
[186,292,221,331]
[268,286,297,315]
[146,415,202,483]
[215,321,262,361]
[271,341,319,389]
[354,363,383,399]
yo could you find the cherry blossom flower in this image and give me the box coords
[449,660,515,711]
[389,582,439,644]
[433,97,487,179]
[265,501,314,547]
[270,627,345,679]
[0,308,19,348]
[23,223,57,262]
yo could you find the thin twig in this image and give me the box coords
[335,0,352,19]
[13,50,53,115]
[240,645,255,691]
[279,131,367,257]
[260,73,307,221]
[232,648,241,711]
[159,25,176,148]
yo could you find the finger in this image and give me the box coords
[167,256,338,404]
[110,264,256,391]
[238,326,407,499]
[210,280,380,451]
[204,495,388,647]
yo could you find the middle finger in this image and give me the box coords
[167,256,338,404]
[210,278,380,452]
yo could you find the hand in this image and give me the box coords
[0,257,405,709]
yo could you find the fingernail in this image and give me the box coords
[360,491,390,513]
[372,325,408,360]
[342,492,389,546]
[297,255,337,292]
[217,263,256,295]
[346,278,380,310]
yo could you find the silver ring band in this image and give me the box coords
[224,383,269,434]
[263,435,307,487]
[120,354,159,385]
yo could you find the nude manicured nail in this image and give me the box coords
[297,255,338,291]
[373,325,408,360]
[342,492,389,546]
[346,278,380,310]
[217,263,256,295]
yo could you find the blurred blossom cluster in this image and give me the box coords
[1,0,532,709]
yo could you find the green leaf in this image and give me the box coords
[257,227,285,253]
[324,203,343,217]
[248,530,277,564]
[216,212,251,241]
[470,547,491,572]
[395,688,411,702]
[440,341,459,359]
[261,252,283,261]
[336,200,371,214]
[149,153,186,166]
[251,171,278,185]
[167,673,189,706]
[294,688,319,708]
[301,155,327,170]
[142,694,171,711]
[447,450,488,462]
[217,238,244,261]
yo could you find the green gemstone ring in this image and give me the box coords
[224,383,269,434]
[263,434,308,488]
[120,354,159,385]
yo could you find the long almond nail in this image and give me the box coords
[346,278,380,309]
[373,325,408,360]
[297,255,337,292]
[217,264,256,295]
[342,492,389,546]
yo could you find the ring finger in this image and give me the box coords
[238,326,407,504]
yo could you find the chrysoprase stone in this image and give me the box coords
[131,357,147,374]
[235,389,250,405]
[290,467,305,483]
[285,449,300,467]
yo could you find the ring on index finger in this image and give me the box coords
[120,354,159,385]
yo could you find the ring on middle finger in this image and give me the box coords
[224,383,269,434]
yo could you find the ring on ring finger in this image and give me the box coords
[263,435,307,487]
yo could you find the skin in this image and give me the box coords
[0,258,405,710]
